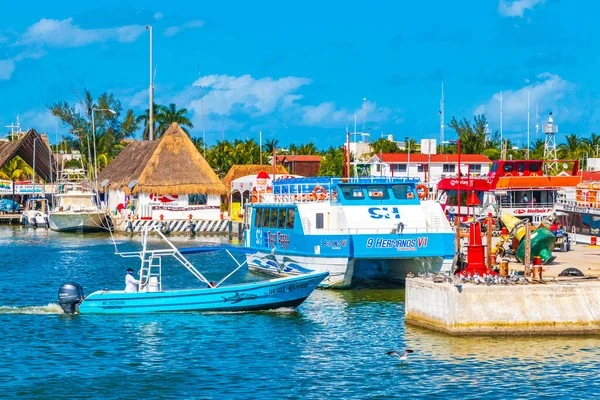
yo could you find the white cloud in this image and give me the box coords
[190,74,312,116]
[154,12,164,21]
[164,20,204,37]
[474,72,576,131]
[18,18,146,48]
[498,0,545,18]
[0,59,15,80]
[300,100,396,128]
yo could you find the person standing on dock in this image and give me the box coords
[125,268,140,292]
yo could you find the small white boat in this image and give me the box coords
[20,197,49,228]
[49,161,110,233]
[49,190,110,232]
[58,228,327,314]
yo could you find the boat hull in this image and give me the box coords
[49,212,109,232]
[77,272,328,314]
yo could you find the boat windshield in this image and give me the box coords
[59,196,95,210]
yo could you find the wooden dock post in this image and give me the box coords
[524,221,531,276]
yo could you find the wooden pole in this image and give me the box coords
[524,221,531,276]
[486,217,493,268]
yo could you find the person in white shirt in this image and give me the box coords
[125,268,140,292]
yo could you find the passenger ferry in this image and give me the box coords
[436,159,580,224]
[555,181,600,235]
[243,177,455,288]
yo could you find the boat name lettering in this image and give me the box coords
[268,286,287,295]
[101,301,125,306]
[366,237,428,250]
[288,282,309,291]
[513,208,553,215]
[267,231,290,249]
[368,207,401,219]
[320,239,347,248]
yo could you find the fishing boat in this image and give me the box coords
[49,161,110,232]
[57,228,327,314]
[436,159,581,225]
[242,177,455,288]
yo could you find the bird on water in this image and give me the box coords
[386,350,414,360]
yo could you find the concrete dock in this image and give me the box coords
[406,244,600,336]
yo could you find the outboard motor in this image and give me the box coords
[58,282,85,314]
[44,216,49,229]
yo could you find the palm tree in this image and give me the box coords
[0,156,33,212]
[207,140,235,177]
[584,133,600,157]
[529,138,545,160]
[156,103,194,136]
[136,102,161,140]
[558,134,584,159]
[263,138,279,155]
[296,142,318,155]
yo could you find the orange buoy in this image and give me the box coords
[312,185,328,201]
[415,184,428,199]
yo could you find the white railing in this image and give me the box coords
[315,226,451,235]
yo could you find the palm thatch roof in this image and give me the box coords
[99,122,226,196]
[222,164,288,190]
[0,130,56,182]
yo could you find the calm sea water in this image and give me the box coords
[1,226,599,399]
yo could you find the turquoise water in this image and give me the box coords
[1,226,599,399]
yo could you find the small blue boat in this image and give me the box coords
[58,228,327,314]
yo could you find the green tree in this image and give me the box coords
[0,156,33,212]
[49,89,138,174]
[370,138,400,154]
[529,138,545,160]
[263,138,279,155]
[558,134,584,159]
[584,133,600,157]
[135,102,161,140]
[206,140,235,177]
[296,142,319,155]
[156,103,194,136]
[318,146,346,176]
[448,114,497,154]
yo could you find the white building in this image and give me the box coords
[361,153,492,184]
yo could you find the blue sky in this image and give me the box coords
[0,0,597,148]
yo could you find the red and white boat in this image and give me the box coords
[436,159,581,224]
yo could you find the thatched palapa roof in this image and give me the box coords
[222,164,288,190]
[99,122,226,196]
[0,130,56,182]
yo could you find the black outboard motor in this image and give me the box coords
[58,282,85,314]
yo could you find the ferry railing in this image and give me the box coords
[316,226,451,234]
[556,199,600,209]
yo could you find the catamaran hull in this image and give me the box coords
[247,252,352,288]
[76,272,328,314]
[247,253,453,288]
[49,212,110,232]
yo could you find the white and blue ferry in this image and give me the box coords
[243,177,455,288]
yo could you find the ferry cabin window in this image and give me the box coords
[518,163,525,173]
[287,208,295,229]
[367,185,390,200]
[254,208,263,227]
[341,185,365,200]
[503,163,514,172]
[470,164,482,173]
[490,163,499,173]
[188,194,207,205]
[269,209,278,228]
[316,213,324,229]
[391,184,410,200]
[277,208,287,229]
[261,208,270,228]
[529,164,540,172]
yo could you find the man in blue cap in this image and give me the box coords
[125,268,140,293]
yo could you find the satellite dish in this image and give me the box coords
[563,163,568,169]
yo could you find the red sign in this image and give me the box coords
[513,208,553,215]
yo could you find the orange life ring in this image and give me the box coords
[530,172,539,177]
[505,173,513,177]
[312,186,328,201]
[416,184,428,199]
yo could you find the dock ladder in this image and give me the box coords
[139,254,162,292]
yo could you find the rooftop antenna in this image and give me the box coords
[197,63,206,158]
[527,90,530,160]
[440,81,445,153]
[362,97,367,132]
[500,90,503,157]
[543,112,558,173]
[535,103,539,140]
[5,115,23,141]
[353,113,357,142]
